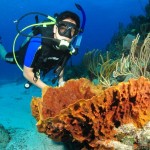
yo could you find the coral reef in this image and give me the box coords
[82,49,119,87]
[31,76,150,149]
[31,78,102,121]
[113,33,150,80]
[82,32,150,88]
[105,1,150,60]
[0,124,10,150]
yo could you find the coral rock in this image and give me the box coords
[31,77,150,149]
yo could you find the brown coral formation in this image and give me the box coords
[32,78,102,120]
[31,77,150,149]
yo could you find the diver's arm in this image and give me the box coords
[58,69,65,87]
[23,65,47,89]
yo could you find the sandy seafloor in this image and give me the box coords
[0,78,67,150]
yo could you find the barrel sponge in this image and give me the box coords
[31,76,150,149]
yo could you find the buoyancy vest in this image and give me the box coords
[30,25,71,80]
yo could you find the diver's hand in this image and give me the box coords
[58,81,65,87]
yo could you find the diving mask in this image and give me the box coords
[57,21,79,39]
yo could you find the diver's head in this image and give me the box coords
[56,11,80,29]
[53,11,80,42]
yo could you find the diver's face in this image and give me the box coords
[54,18,78,42]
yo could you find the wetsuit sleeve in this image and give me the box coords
[24,37,41,67]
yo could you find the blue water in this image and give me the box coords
[0,0,148,80]
[0,0,149,149]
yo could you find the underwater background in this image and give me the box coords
[0,0,148,81]
[0,0,150,150]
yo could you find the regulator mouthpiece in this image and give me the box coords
[59,40,70,50]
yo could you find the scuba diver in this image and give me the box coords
[0,4,86,89]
